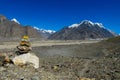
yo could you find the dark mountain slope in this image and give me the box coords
[48,20,117,40]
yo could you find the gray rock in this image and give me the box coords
[12,53,39,68]
[31,76,40,80]
[0,67,6,71]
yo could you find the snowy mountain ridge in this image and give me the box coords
[10,18,56,34]
[34,27,56,34]
[69,20,104,28]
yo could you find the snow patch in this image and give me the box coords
[34,26,40,30]
[81,20,106,29]
[11,18,20,24]
[94,23,104,28]
[68,23,80,28]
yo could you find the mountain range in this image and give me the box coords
[0,15,55,40]
[48,20,117,40]
[0,14,118,40]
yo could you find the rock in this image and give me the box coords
[31,76,40,80]
[12,53,39,68]
[0,67,6,71]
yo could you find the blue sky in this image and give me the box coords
[0,0,120,34]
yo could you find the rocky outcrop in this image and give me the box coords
[12,53,39,68]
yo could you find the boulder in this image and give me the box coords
[12,53,39,68]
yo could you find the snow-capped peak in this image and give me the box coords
[68,20,95,28]
[40,29,56,34]
[81,20,94,25]
[68,20,105,29]
[33,26,56,34]
[39,29,56,34]
[11,18,20,24]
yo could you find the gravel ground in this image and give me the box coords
[0,40,119,80]
[0,56,92,80]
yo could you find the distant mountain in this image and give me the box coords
[34,27,56,39]
[34,27,55,34]
[0,15,43,40]
[48,20,118,40]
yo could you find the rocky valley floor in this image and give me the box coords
[0,39,120,80]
